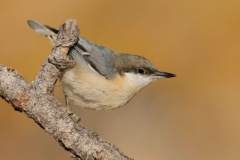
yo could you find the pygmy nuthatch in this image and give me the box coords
[27,20,175,111]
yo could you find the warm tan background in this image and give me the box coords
[1,0,240,160]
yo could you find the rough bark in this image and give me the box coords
[0,19,133,160]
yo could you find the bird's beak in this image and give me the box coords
[152,71,176,78]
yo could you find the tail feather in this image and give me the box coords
[27,20,57,44]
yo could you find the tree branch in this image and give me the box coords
[0,19,133,160]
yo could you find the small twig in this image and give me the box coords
[0,19,133,160]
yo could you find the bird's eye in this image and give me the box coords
[138,68,145,75]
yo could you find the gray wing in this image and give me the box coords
[72,36,118,79]
[27,20,117,78]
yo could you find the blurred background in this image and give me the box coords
[1,0,240,159]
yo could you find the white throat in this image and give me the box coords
[123,72,155,92]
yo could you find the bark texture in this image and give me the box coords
[0,19,132,160]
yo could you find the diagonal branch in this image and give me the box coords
[0,19,133,160]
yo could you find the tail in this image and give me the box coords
[27,20,58,45]
[27,20,88,56]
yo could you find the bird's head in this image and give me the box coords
[113,53,175,90]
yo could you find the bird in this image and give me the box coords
[27,20,176,111]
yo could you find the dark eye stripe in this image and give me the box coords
[138,68,145,75]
